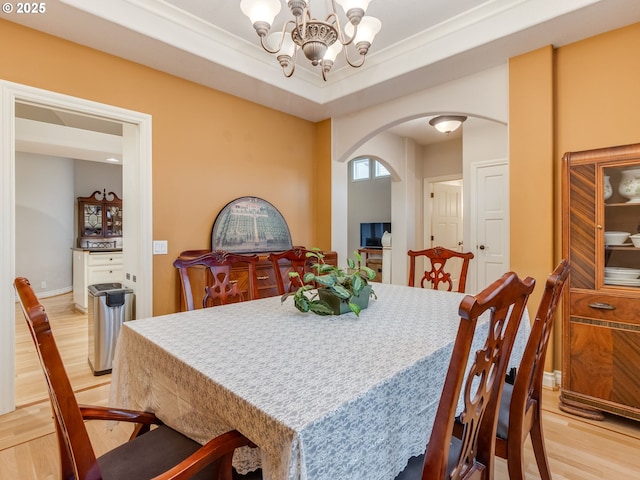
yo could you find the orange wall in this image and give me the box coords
[509,46,555,370]
[313,119,332,250]
[509,23,640,372]
[0,20,330,315]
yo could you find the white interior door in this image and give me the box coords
[431,182,463,250]
[471,160,509,291]
[422,179,464,291]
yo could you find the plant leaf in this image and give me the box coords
[361,266,376,280]
[331,284,351,299]
[294,295,310,312]
[315,275,336,287]
[309,301,334,315]
[349,302,362,316]
[352,274,364,293]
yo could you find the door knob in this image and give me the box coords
[478,245,486,250]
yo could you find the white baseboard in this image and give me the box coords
[543,371,559,389]
[17,286,72,300]
[554,370,562,388]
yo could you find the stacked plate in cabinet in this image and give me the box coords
[604,266,640,286]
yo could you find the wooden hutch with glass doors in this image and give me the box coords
[561,143,640,421]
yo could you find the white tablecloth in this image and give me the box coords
[110,282,529,480]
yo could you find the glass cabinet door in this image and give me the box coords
[105,205,123,237]
[602,164,640,287]
[77,190,122,249]
[82,202,103,237]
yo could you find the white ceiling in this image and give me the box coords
[8,0,640,145]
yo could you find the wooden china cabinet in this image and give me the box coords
[561,143,640,421]
[77,189,123,249]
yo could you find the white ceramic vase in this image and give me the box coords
[618,168,640,203]
[604,175,613,201]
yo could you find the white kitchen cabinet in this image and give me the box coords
[72,249,124,312]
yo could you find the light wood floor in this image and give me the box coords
[2,293,640,479]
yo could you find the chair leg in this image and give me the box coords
[505,435,526,480]
[530,413,553,480]
[218,452,235,480]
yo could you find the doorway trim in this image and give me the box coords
[1,80,153,414]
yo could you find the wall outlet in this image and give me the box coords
[153,240,168,255]
[41,281,46,289]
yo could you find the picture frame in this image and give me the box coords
[210,196,293,254]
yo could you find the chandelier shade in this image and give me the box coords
[429,115,468,134]
[240,0,381,81]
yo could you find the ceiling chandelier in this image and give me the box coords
[240,0,381,81]
[429,115,468,135]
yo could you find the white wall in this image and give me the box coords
[15,153,74,296]
[462,118,509,293]
[423,138,462,178]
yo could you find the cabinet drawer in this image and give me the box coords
[88,252,123,266]
[255,266,277,298]
[570,291,640,325]
[89,266,124,285]
[230,265,278,299]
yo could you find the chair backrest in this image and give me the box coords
[423,271,535,479]
[14,277,99,479]
[509,259,570,429]
[268,247,318,295]
[408,246,474,292]
[173,250,259,310]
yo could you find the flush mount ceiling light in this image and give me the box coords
[429,115,468,134]
[240,0,381,81]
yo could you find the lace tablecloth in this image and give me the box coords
[110,282,529,480]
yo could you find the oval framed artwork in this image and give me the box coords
[210,196,293,253]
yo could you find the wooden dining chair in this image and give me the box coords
[408,246,475,292]
[268,247,319,295]
[395,271,535,480]
[174,250,260,310]
[13,276,252,480]
[493,259,570,480]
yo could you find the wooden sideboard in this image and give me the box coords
[358,248,383,282]
[175,250,338,311]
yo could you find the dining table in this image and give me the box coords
[109,282,530,480]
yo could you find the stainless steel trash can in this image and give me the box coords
[88,283,134,375]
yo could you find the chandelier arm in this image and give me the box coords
[259,20,296,54]
[283,62,296,77]
[321,60,328,82]
[326,11,355,47]
[282,45,298,78]
[293,5,312,41]
[343,48,366,68]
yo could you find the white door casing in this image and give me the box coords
[470,160,509,292]
[0,81,153,414]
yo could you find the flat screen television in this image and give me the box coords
[360,222,391,249]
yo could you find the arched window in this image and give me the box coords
[351,158,390,182]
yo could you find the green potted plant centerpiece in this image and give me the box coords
[282,249,377,316]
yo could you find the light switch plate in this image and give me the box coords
[153,240,168,255]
